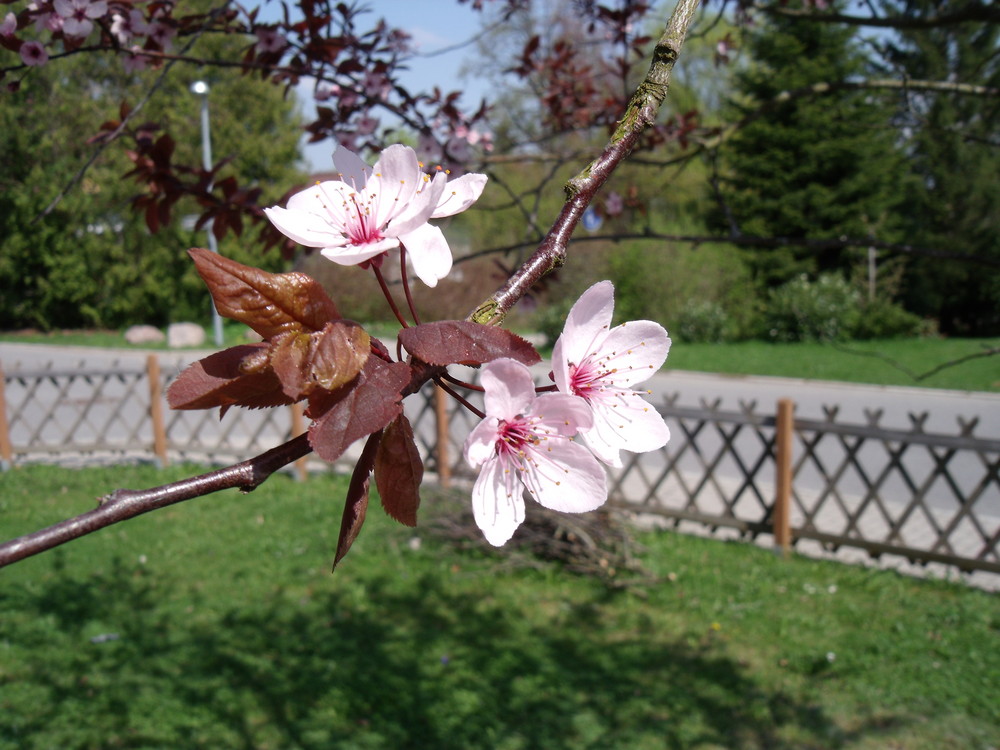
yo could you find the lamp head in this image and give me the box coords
[190,80,209,96]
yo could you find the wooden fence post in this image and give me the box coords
[146,355,169,467]
[773,398,795,556]
[289,402,309,481]
[0,363,12,469]
[434,385,451,488]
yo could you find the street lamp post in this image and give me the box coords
[190,80,224,348]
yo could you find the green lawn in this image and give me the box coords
[2,464,997,749]
[667,338,999,392]
[2,327,997,391]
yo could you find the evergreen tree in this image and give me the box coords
[714,4,906,288]
[881,0,1000,335]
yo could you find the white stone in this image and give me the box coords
[167,322,207,348]
[124,325,165,345]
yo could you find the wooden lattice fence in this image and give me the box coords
[2,356,998,581]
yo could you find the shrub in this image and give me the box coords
[764,273,861,342]
[675,299,731,343]
[852,297,924,339]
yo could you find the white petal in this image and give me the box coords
[386,171,447,237]
[584,390,670,467]
[333,146,372,189]
[264,205,344,248]
[320,240,396,266]
[431,172,487,218]
[471,457,525,546]
[521,440,607,513]
[596,321,671,387]
[556,281,615,367]
[398,223,452,287]
[480,359,536,419]
[286,180,351,217]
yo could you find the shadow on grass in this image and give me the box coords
[1,554,908,749]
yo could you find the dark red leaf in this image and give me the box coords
[333,430,381,569]
[188,247,341,338]
[374,414,423,527]
[308,357,412,463]
[398,321,540,367]
[166,344,292,411]
[270,321,370,400]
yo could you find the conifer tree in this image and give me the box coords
[714,5,906,288]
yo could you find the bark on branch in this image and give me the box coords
[469,0,703,325]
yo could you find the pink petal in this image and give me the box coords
[532,392,593,435]
[481,359,536,420]
[471,457,525,546]
[521,440,607,513]
[464,417,502,467]
[431,172,487,218]
[398,223,452,287]
[556,280,615,369]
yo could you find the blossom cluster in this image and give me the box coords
[260,144,670,548]
[2,0,175,71]
[464,282,670,545]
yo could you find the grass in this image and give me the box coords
[0,322,254,351]
[666,338,1000,392]
[2,464,998,749]
[1,326,996,391]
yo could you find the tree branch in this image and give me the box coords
[755,1,1000,29]
[469,0,703,325]
[0,0,704,567]
[0,435,311,568]
[455,231,1000,269]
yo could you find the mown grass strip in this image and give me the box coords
[1,464,997,749]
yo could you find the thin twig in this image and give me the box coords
[399,246,421,325]
[373,265,410,328]
[469,0,703,325]
[830,342,1000,382]
[0,435,311,568]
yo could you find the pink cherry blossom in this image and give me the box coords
[1,12,17,37]
[552,281,671,467]
[464,359,608,546]
[20,41,49,67]
[54,0,107,38]
[265,144,486,287]
[254,26,286,54]
[111,9,149,45]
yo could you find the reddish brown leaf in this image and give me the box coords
[374,414,423,527]
[308,357,412,464]
[188,247,341,338]
[333,431,380,570]
[269,321,370,400]
[166,344,291,411]
[398,321,540,367]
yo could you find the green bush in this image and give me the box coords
[853,297,924,340]
[608,241,757,339]
[675,299,731,343]
[763,273,862,342]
